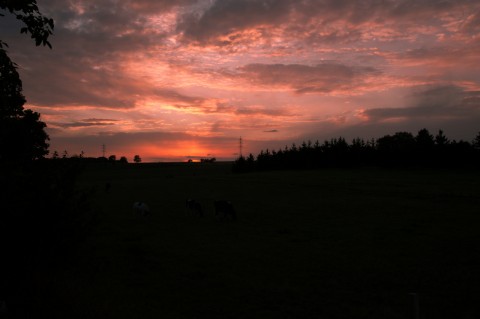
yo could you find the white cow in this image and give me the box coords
[133,201,150,217]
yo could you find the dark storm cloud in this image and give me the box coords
[37,1,167,49]
[461,9,480,36]
[2,0,190,108]
[179,0,295,45]
[5,0,480,60]
[3,0,477,109]
[17,42,206,108]
[398,44,480,67]
[236,63,380,94]
[154,88,206,106]
[42,0,186,31]
[211,101,294,117]
[54,118,119,128]
[234,104,293,116]
[16,50,140,108]
[363,85,480,121]
[178,0,480,46]
[165,100,296,117]
[129,0,201,14]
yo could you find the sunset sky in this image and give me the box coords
[2,0,480,162]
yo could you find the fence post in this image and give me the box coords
[409,292,420,319]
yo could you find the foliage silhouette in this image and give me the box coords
[0,159,96,317]
[0,49,25,118]
[0,46,49,162]
[0,5,90,318]
[1,0,53,162]
[473,132,480,150]
[200,157,217,163]
[0,0,54,50]
[233,128,480,172]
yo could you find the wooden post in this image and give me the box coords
[409,292,420,319]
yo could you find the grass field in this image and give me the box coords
[35,162,480,318]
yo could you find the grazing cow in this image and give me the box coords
[214,200,236,220]
[133,201,150,217]
[186,198,203,217]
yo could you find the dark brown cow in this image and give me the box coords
[214,200,236,221]
[186,198,203,217]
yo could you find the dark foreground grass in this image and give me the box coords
[35,163,480,318]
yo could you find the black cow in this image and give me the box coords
[214,200,236,221]
[186,198,203,217]
[133,201,150,217]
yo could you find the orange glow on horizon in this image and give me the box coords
[119,140,235,163]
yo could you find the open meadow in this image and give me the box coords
[36,162,480,319]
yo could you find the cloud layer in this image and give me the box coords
[1,0,479,161]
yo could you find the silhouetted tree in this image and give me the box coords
[232,155,246,172]
[473,132,480,150]
[119,156,128,164]
[0,0,53,163]
[246,153,255,167]
[350,137,372,166]
[414,128,435,165]
[108,155,116,162]
[0,43,49,162]
[376,131,416,166]
[451,139,475,165]
[326,137,349,167]
[0,49,25,118]
[0,0,54,50]
[0,108,49,161]
[435,129,450,147]
[233,153,257,172]
[200,157,216,163]
[377,132,415,153]
[416,128,435,149]
[134,154,141,163]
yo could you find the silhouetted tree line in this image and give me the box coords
[49,151,140,164]
[200,157,217,163]
[233,129,480,172]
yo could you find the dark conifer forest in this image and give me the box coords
[233,129,480,172]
